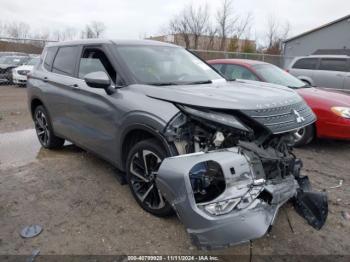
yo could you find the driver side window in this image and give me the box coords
[78,47,124,86]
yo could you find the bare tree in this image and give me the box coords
[234,12,253,39]
[90,21,106,38]
[169,13,191,48]
[216,0,237,51]
[81,21,106,39]
[5,21,31,38]
[265,15,290,54]
[216,0,253,51]
[0,21,5,36]
[206,25,217,50]
[168,4,211,49]
[184,4,210,49]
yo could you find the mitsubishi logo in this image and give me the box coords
[292,109,305,123]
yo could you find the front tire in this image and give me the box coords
[34,105,65,149]
[293,124,315,147]
[126,139,173,217]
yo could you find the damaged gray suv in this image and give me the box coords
[27,39,328,249]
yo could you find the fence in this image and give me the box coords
[192,49,295,69]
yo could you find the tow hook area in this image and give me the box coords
[293,176,328,230]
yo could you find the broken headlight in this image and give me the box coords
[179,105,250,132]
[201,198,241,216]
[189,160,226,204]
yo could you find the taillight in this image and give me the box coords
[285,69,290,73]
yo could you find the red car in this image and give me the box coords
[207,59,350,146]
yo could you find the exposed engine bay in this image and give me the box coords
[157,104,328,249]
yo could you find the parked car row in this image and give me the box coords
[0,52,39,86]
[208,58,350,146]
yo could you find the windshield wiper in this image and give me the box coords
[184,80,212,85]
[146,82,179,86]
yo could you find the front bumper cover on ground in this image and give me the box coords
[156,148,328,250]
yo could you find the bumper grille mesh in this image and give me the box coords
[241,101,316,134]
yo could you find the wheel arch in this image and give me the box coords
[120,124,176,170]
[297,76,314,86]
[30,97,44,118]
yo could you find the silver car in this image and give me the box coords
[287,55,350,93]
[27,39,327,249]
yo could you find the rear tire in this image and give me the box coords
[293,124,315,147]
[34,105,65,149]
[126,139,173,217]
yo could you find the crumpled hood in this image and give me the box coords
[133,80,303,110]
[297,87,350,107]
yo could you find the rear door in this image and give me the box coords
[289,57,318,85]
[41,45,81,139]
[314,58,348,91]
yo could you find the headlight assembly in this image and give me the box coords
[331,107,350,119]
[179,105,250,132]
[201,197,241,216]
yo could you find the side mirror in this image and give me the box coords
[84,71,115,95]
[84,71,111,89]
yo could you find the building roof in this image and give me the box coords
[284,14,350,43]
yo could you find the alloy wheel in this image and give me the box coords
[129,149,166,210]
[34,110,50,147]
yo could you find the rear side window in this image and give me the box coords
[52,46,79,76]
[292,58,318,70]
[319,58,348,72]
[43,47,58,71]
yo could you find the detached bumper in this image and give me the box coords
[156,148,326,249]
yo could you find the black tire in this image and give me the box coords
[34,105,65,149]
[293,124,315,147]
[126,139,173,217]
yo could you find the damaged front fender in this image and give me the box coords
[156,148,327,250]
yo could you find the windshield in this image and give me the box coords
[0,56,26,65]
[26,57,40,66]
[115,45,223,85]
[253,64,307,89]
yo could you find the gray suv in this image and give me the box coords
[27,39,327,249]
[287,55,350,92]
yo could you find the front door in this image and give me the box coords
[62,45,125,162]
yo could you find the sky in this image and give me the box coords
[0,0,349,45]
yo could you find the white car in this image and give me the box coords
[12,57,40,86]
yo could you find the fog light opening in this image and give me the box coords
[258,190,273,204]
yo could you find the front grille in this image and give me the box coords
[17,70,29,76]
[241,101,316,134]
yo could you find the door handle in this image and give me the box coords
[71,84,79,88]
[336,74,344,77]
[43,77,48,82]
